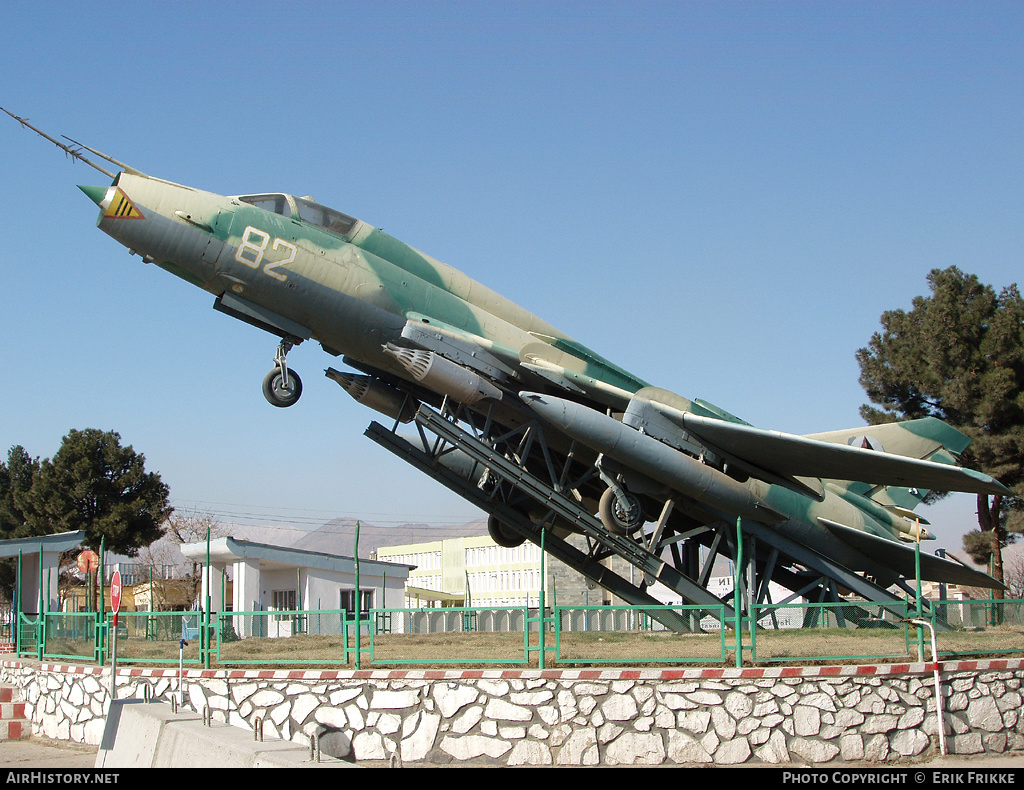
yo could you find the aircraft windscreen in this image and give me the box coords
[238,194,291,217]
[294,197,357,237]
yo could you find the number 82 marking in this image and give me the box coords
[235,226,297,282]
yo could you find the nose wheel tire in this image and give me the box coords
[263,366,303,407]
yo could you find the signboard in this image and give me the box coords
[109,568,122,691]
[77,550,99,574]
[110,569,122,616]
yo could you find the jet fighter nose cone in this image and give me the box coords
[78,184,108,206]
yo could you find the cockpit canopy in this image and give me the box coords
[236,193,357,237]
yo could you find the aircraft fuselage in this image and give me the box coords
[93,174,557,379]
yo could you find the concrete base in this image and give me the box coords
[95,700,356,768]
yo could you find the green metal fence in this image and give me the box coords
[749,601,915,664]
[40,612,101,662]
[16,613,40,659]
[214,608,354,666]
[368,607,533,666]
[748,599,1024,664]
[15,598,1024,669]
[923,598,1024,659]
[106,611,207,665]
[553,605,729,665]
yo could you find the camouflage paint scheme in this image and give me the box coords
[83,173,645,400]
[7,110,1007,591]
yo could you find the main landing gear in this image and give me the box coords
[598,485,645,536]
[487,514,527,548]
[263,339,303,408]
[596,458,645,536]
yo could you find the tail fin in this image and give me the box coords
[806,417,971,511]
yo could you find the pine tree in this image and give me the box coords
[857,267,1023,590]
[28,429,172,556]
[0,446,42,538]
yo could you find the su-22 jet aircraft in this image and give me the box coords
[6,109,1009,596]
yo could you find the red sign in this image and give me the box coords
[110,570,122,615]
[77,550,99,573]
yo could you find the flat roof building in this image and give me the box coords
[180,536,412,637]
[376,535,545,608]
[374,533,693,609]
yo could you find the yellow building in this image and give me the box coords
[375,535,544,608]
[61,578,200,613]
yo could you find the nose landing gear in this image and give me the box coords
[263,339,303,408]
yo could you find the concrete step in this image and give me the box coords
[0,685,28,740]
[97,701,356,768]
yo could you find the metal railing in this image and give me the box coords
[15,598,1024,669]
[0,606,12,643]
[553,605,728,665]
[748,599,1024,664]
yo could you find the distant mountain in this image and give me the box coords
[290,517,489,557]
[103,517,490,574]
[220,522,311,548]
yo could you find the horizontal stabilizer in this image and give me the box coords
[807,417,972,458]
[819,518,1004,590]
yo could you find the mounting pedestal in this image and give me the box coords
[366,401,937,632]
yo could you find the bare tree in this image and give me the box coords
[1004,550,1024,600]
[138,508,227,610]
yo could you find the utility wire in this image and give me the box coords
[170,498,484,530]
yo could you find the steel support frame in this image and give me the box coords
[365,400,935,633]
[366,403,729,632]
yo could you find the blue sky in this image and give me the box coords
[1,1,1021,554]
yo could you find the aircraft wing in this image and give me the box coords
[819,518,1005,589]
[395,317,1006,499]
[676,412,1010,496]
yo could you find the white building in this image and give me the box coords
[375,534,716,610]
[0,531,85,615]
[180,536,412,638]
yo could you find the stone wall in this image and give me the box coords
[2,659,1022,766]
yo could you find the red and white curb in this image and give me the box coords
[0,685,28,740]
[6,657,1021,682]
